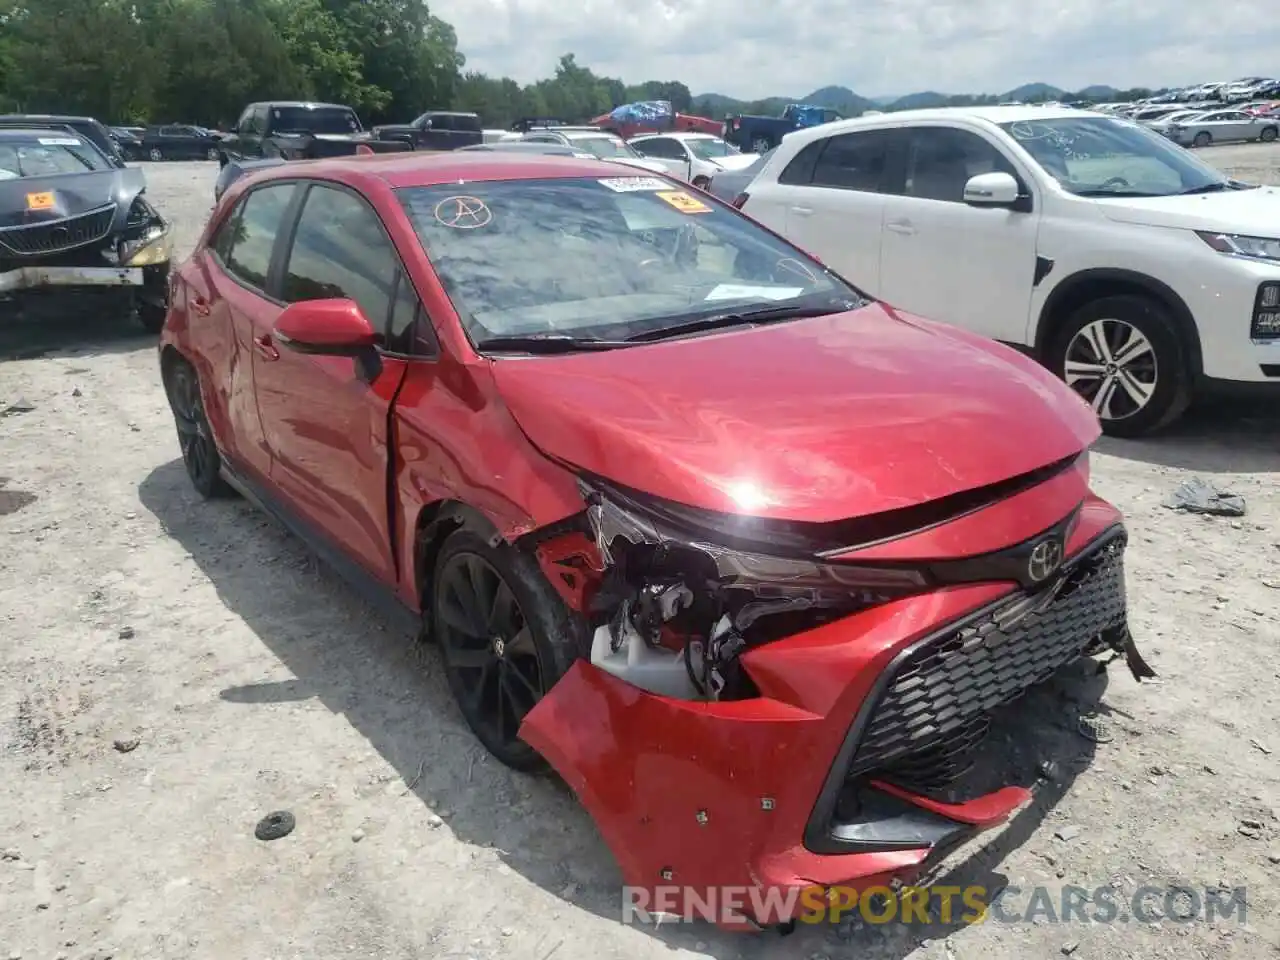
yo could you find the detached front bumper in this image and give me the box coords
[520,496,1138,930]
[0,265,144,293]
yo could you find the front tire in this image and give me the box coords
[1261,126,1278,142]
[1047,295,1192,438]
[148,147,163,161]
[163,358,233,498]
[431,529,581,772]
[1192,131,1211,147]
[206,146,221,160]
[138,299,166,334]
[750,136,772,154]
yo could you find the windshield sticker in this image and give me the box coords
[704,284,805,301]
[597,176,669,192]
[655,190,712,214]
[433,195,492,229]
[25,192,55,210]
[37,137,80,146]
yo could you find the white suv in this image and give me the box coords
[739,106,1280,436]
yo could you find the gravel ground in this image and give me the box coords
[1,148,1278,960]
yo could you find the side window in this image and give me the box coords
[211,201,243,261]
[777,140,825,184]
[223,184,296,290]
[637,138,683,159]
[282,184,424,350]
[904,127,1016,203]
[387,272,436,356]
[811,130,893,191]
[525,135,557,143]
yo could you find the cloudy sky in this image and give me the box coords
[429,0,1276,100]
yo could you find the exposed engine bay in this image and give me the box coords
[533,471,1154,707]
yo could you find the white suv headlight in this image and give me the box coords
[1197,231,1280,262]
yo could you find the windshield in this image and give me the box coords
[999,116,1231,196]
[272,106,361,135]
[686,137,740,160]
[397,176,862,346]
[0,136,110,179]
[571,136,641,159]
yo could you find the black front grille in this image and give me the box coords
[0,206,116,256]
[847,533,1128,793]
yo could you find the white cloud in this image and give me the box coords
[430,0,1279,100]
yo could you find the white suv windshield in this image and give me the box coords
[999,116,1236,196]
[398,176,861,346]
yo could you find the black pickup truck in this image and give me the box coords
[371,111,483,150]
[216,101,409,166]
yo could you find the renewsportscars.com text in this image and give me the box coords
[621,884,1248,926]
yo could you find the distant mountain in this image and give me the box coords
[1002,82,1064,102]
[1077,84,1120,100]
[691,81,1150,119]
[691,85,874,118]
[890,91,951,110]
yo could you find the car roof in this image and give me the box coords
[774,104,1109,150]
[0,113,97,122]
[239,152,644,191]
[0,128,88,142]
[632,132,718,141]
[253,101,351,110]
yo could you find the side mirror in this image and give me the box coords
[963,171,1021,208]
[418,118,433,130]
[274,299,382,380]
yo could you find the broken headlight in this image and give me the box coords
[580,476,930,701]
[120,196,171,266]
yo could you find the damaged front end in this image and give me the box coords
[0,167,171,322]
[517,470,1154,930]
[578,476,933,704]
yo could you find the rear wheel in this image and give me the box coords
[206,146,220,160]
[1192,131,1212,147]
[431,529,581,772]
[163,358,233,498]
[1261,126,1278,142]
[1047,294,1191,437]
[149,147,163,161]
[750,136,772,154]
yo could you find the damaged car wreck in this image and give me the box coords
[0,121,171,331]
[157,152,1155,933]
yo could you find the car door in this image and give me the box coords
[751,128,899,295]
[631,137,690,179]
[253,181,417,585]
[1221,111,1260,140]
[195,182,300,481]
[877,125,1039,343]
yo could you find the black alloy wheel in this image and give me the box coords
[164,359,232,498]
[433,533,565,771]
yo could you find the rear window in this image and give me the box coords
[0,136,111,179]
[397,176,859,345]
[272,107,360,134]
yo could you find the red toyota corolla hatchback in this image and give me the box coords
[158,152,1151,929]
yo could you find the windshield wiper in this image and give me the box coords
[474,335,629,354]
[624,304,840,343]
[1073,189,1164,197]
[1177,182,1236,195]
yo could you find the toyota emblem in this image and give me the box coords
[1026,538,1064,583]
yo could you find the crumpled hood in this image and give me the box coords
[1095,184,1280,233]
[0,167,142,229]
[491,302,1100,523]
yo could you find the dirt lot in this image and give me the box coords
[2,146,1278,960]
